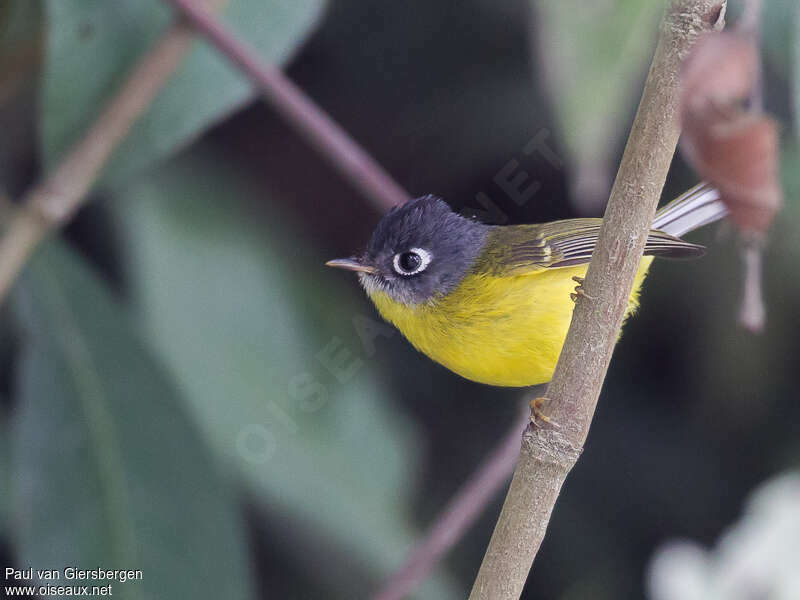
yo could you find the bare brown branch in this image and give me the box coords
[468,3,727,599]
[0,0,411,303]
[0,15,201,301]
[166,0,411,211]
[373,406,528,600]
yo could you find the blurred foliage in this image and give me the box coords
[761,0,798,83]
[533,0,662,211]
[793,2,800,137]
[109,146,461,599]
[648,472,800,600]
[41,0,325,185]
[0,0,798,599]
[778,141,800,268]
[0,1,40,79]
[11,241,255,599]
[0,1,41,197]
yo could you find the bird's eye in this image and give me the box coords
[392,247,431,276]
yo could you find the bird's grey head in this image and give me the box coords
[327,196,489,305]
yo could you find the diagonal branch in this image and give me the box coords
[0,0,410,303]
[373,405,529,600]
[165,0,411,211]
[468,2,727,599]
[0,11,204,302]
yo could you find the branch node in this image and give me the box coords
[706,3,727,29]
[522,427,583,469]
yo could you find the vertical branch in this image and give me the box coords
[468,2,727,599]
[737,0,767,331]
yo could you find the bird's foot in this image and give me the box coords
[570,275,594,302]
[529,397,560,429]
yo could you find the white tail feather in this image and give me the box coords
[653,183,727,238]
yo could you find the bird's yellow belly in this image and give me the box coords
[369,258,653,387]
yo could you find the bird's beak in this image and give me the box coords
[325,257,377,274]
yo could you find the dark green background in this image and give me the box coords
[1,1,798,599]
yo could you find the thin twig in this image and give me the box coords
[737,0,763,32]
[0,0,409,302]
[0,14,203,301]
[165,0,411,211]
[468,2,727,599]
[372,405,529,600]
[738,237,766,332]
[737,0,767,332]
[738,0,763,112]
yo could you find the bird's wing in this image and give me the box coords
[479,219,706,277]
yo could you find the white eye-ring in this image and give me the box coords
[392,247,432,276]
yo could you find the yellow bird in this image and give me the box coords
[327,184,725,387]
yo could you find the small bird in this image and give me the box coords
[327,184,726,387]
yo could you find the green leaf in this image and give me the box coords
[40,0,325,184]
[747,0,800,137]
[777,140,800,263]
[111,148,461,599]
[533,0,662,209]
[10,241,256,600]
[761,0,797,79]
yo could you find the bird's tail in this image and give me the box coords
[653,183,727,238]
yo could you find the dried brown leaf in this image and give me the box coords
[679,31,782,235]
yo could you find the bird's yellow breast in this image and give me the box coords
[368,257,653,387]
